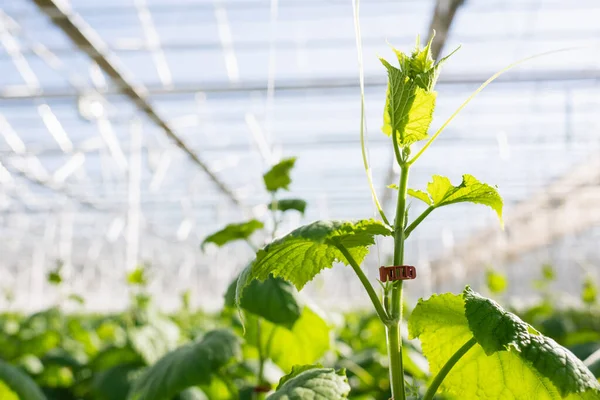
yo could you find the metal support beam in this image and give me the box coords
[381,0,465,209]
[430,157,600,287]
[31,0,242,207]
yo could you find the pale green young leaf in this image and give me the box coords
[201,220,264,250]
[127,266,147,286]
[380,59,437,146]
[270,199,307,215]
[245,307,331,373]
[268,367,350,400]
[408,289,600,399]
[264,157,297,192]
[0,381,19,400]
[127,330,241,400]
[410,174,503,225]
[236,220,392,300]
[0,359,46,400]
[224,274,302,329]
[406,189,432,205]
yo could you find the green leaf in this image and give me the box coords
[408,289,600,399]
[127,266,147,286]
[408,174,503,225]
[128,318,181,365]
[542,264,556,281]
[237,219,392,298]
[582,277,597,305]
[276,364,323,389]
[405,189,431,205]
[246,307,331,373]
[201,220,264,250]
[270,199,307,215]
[267,367,350,399]
[264,158,297,192]
[380,59,437,146]
[91,363,142,400]
[224,274,301,329]
[0,359,46,400]
[128,330,241,400]
[486,269,508,294]
[47,270,62,285]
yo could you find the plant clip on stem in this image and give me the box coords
[379,266,417,282]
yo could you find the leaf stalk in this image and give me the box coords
[404,206,435,238]
[423,337,477,400]
[335,243,391,324]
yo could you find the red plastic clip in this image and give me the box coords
[254,385,271,393]
[379,265,417,282]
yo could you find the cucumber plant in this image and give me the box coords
[236,38,600,399]
[127,158,343,400]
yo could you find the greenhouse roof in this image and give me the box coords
[1,0,599,310]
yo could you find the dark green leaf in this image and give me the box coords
[263,158,297,192]
[276,364,323,389]
[268,367,350,399]
[224,274,301,329]
[201,220,264,250]
[0,359,46,400]
[128,330,241,400]
[270,199,307,215]
[92,363,141,400]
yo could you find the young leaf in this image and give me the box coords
[201,220,264,250]
[380,59,437,147]
[408,289,600,399]
[269,199,307,215]
[263,157,297,192]
[47,265,63,285]
[127,266,147,286]
[408,174,503,225]
[245,307,331,373]
[0,359,46,400]
[127,330,241,400]
[224,274,302,329]
[268,367,350,399]
[236,219,392,300]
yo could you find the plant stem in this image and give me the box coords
[388,164,410,400]
[256,318,265,385]
[423,337,477,400]
[335,244,390,323]
[270,196,279,238]
[404,206,435,238]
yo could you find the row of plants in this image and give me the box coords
[2,36,600,399]
[0,260,598,399]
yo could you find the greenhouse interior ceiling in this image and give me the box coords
[1,0,600,311]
